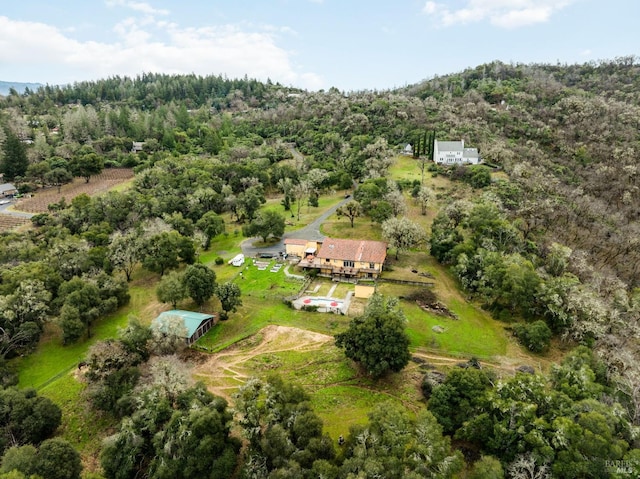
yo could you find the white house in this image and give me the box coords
[433,140,480,165]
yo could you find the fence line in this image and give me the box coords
[378,278,435,287]
[35,363,78,391]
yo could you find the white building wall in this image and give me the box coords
[433,140,480,165]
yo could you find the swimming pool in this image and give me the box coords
[295,296,345,313]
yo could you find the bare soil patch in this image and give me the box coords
[0,214,30,232]
[14,168,134,213]
[192,325,333,401]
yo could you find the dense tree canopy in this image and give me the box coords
[341,402,463,478]
[100,379,240,479]
[428,347,635,478]
[0,388,62,455]
[234,376,335,477]
[242,210,285,243]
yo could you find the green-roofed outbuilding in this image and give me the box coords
[152,310,216,345]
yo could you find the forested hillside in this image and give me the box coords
[0,61,639,477]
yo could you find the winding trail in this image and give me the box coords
[192,325,333,401]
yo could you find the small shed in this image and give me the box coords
[152,310,215,345]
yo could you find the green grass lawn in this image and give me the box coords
[321,217,383,240]
[17,308,131,390]
[388,155,451,190]
[197,332,420,442]
[378,252,508,359]
[39,374,116,457]
[389,155,424,182]
[400,294,507,359]
[199,232,243,263]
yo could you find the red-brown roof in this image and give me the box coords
[317,238,387,264]
[284,238,309,245]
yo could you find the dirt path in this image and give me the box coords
[192,325,333,400]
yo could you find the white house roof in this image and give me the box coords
[463,148,479,159]
[0,183,16,194]
[436,140,464,152]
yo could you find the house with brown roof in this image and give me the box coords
[296,237,387,281]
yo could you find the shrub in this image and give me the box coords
[405,288,437,304]
[513,320,552,353]
[215,256,224,265]
[17,182,36,194]
[31,213,53,226]
[420,371,444,399]
[120,154,140,168]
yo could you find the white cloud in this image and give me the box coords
[0,15,323,90]
[423,1,439,15]
[105,0,170,16]
[423,0,576,29]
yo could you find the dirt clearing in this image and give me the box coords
[192,325,333,400]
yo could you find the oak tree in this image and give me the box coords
[335,294,410,378]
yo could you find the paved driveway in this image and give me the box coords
[0,200,34,218]
[241,195,352,258]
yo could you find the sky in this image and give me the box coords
[0,0,638,92]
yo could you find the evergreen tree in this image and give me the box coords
[0,129,28,180]
[422,129,428,156]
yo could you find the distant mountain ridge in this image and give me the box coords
[0,81,43,96]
